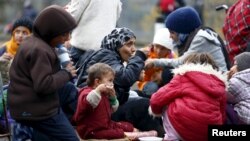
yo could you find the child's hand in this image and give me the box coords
[96,83,116,97]
[95,84,107,94]
[0,53,13,62]
[65,61,77,77]
[108,87,116,98]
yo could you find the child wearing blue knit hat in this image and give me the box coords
[145,6,229,72]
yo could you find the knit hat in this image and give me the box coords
[12,17,33,33]
[33,5,77,42]
[165,6,202,34]
[153,28,174,50]
[235,52,250,72]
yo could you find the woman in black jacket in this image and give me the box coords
[76,27,165,136]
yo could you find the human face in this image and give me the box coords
[154,44,171,58]
[13,26,30,45]
[50,32,71,47]
[228,61,238,80]
[118,38,136,62]
[99,71,115,87]
[169,30,178,43]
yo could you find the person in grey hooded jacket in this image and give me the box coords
[145,6,229,72]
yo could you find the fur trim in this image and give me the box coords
[148,107,162,117]
[173,63,228,87]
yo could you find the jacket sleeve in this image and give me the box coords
[153,35,208,68]
[29,47,71,94]
[150,76,181,115]
[112,50,147,87]
[66,0,91,23]
[227,77,240,104]
[74,92,94,123]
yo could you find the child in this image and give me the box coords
[0,17,33,85]
[74,63,157,140]
[227,52,250,124]
[0,17,33,135]
[137,28,176,97]
[150,53,227,141]
[7,5,79,141]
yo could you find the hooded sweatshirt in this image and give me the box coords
[8,5,76,121]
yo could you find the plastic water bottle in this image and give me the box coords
[56,44,71,68]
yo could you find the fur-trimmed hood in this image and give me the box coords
[173,63,227,86]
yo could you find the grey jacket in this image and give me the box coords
[153,29,228,72]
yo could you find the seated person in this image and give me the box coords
[137,28,176,97]
[74,63,157,140]
[227,52,250,124]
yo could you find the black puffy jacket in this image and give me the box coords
[77,48,146,105]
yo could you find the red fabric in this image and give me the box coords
[222,0,250,63]
[73,87,134,139]
[159,0,175,13]
[150,71,226,141]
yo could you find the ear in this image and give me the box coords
[94,78,101,86]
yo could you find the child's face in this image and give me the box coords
[13,26,30,45]
[139,70,145,81]
[154,44,171,58]
[99,72,115,88]
[228,61,238,80]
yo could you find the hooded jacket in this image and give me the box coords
[153,29,228,72]
[228,69,250,124]
[150,63,227,141]
[8,5,76,121]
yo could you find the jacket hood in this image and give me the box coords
[196,29,221,45]
[233,69,250,85]
[33,5,77,42]
[173,63,227,98]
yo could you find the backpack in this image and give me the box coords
[159,0,175,13]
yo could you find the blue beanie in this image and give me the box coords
[165,6,202,34]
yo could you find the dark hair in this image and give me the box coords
[12,17,33,33]
[86,63,115,86]
[183,53,219,70]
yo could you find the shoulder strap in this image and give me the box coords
[203,26,231,70]
[181,26,231,70]
[179,26,202,56]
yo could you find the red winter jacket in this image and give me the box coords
[150,64,226,141]
[74,87,133,139]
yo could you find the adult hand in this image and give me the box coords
[139,47,150,56]
[145,59,156,69]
